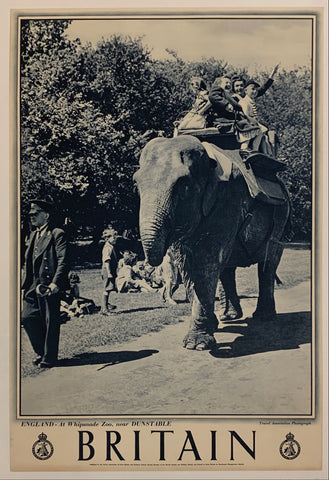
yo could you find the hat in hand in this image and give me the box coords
[36,284,51,297]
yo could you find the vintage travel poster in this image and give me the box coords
[2,0,328,479]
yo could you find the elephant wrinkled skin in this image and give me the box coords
[134,135,291,350]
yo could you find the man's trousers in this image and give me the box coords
[21,290,61,363]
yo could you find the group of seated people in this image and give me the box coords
[174,64,280,159]
[116,250,159,294]
[60,252,161,320]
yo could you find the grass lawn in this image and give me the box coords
[20,247,311,378]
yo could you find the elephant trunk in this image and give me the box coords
[139,194,172,266]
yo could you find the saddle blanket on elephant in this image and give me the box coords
[202,142,287,205]
[202,141,233,180]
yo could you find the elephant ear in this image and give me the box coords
[202,160,219,217]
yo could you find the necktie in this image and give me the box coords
[33,230,42,259]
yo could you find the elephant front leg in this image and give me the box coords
[183,262,219,351]
[183,297,218,350]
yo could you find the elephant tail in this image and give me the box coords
[281,207,293,242]
[277,177,294,242]
[262,183,292,272]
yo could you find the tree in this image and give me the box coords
[256,66,312,240]
[20,20,312,241]
[20,19,71,69]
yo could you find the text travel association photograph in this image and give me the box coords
[3,0,328,479]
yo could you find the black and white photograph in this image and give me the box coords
[4,1,328,477]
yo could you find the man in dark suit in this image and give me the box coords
[208,75,244,124]
[21,198,68,368]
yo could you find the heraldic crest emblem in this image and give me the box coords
[279,432,301,460]
[32,432,54,460]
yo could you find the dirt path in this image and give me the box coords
[20,281,311,416]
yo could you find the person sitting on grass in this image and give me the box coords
[132,260,149,282]
[60,272,96,319]
[116,252,158,294]
[117,250,132,270]
[142,262,162,289]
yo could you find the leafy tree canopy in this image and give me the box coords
[20,20,312,241]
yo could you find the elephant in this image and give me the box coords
[133,135,291,350]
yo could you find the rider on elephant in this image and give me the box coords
[238,79,279,158]
[174,76,212,134]
[232,65,280,158]
[207,76,264,157]
[174,74,265,157]
[231,64,280,102]
[208,76,244,125]
[208,73,279,159]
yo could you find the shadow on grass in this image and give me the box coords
[58,349,159,370]
[171,299,189,304]
[210,311,311,359]
[239,294,259,299]
[118,306,166,314]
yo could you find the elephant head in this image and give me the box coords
[134,136,219,266]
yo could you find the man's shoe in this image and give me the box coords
[32,355,42,366]
[39,361,55,369]
[107,304,117,311]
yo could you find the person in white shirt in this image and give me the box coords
[238,76,278,157]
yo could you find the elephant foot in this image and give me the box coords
[183,331,216,351]
[220,307,243,321]
[185,342,207,351]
